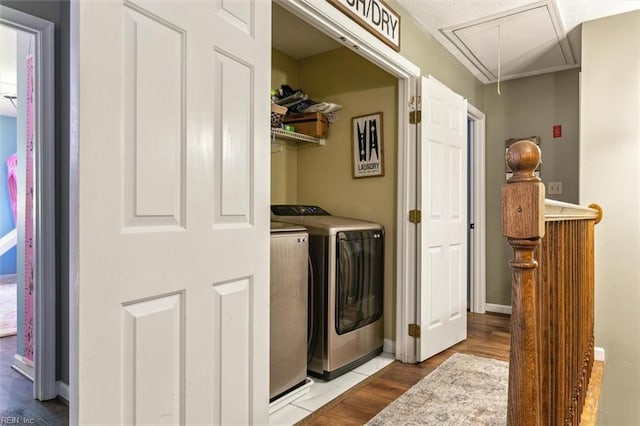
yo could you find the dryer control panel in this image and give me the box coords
[271,204,330,216]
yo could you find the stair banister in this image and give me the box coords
[502,140,602,425]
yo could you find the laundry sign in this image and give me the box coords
[328,0,401,51]
[352,112,385,178]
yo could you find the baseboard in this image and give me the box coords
[594,346,605,362]
[12,354,34,381]
[485,303,512,315]
[56,381,70,402]
[383,338,395,354]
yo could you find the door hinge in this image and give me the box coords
[409,209,421,224]
[408,323,421,338]
[409,110,422,124]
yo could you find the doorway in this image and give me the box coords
[274,1,487,365]
[0,22,37,383]
[467,104,486,315]
[271,1,398,350]
[0,5,58,408]
[271,0,404,364]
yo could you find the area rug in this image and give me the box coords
[366,353,508,426]
[0,282,17,337]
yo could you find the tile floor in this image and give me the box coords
[269,352,395,425]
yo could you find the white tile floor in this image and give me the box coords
[269,352,395,426]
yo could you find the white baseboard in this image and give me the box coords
[57,381,69,402]
[12,354,34,381]
[594,346,605,362]
[11,358,69,402]
[383,338,395,354]
[485,303,512,315]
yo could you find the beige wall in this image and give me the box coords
[297,48,398,340]
[271,47,398,340]
[271,48,299,89]
[581,11,640,425]
[385,0,483,108]
[271,49,300,204]
[484,69,581,305]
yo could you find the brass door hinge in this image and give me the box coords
[409,110,422,124]
[408,323,421,338]
[409,209,421,224]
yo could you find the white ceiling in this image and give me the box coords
[439,2,576,82]
[395,0,640,83]
[2,0,638,113]
[273,0,640,84]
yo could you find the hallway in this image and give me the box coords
[298,312,511,424]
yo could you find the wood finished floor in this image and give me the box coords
[0,335,69,425]
[297,312,511,425]
[1,312,605,425]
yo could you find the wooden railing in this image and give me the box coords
[502,140,602,425]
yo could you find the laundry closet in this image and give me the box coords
[268,2,399,400]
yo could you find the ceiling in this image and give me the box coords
[395,0,640,83]
[2,0,638,114]
[273,0,640,84]
[272,4,341,59]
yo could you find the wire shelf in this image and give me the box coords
[270,128,325,146]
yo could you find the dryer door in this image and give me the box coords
[335,230,384,335]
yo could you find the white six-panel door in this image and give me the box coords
[417,76,468,361]
[76,1,270,424]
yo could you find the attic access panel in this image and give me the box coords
[441,1,576,83]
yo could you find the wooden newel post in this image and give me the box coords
[502,140,545,426]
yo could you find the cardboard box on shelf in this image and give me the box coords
[271,104,288,128]
[282,112,328,138]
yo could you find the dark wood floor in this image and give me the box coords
[0,335,68,425]
[298,312,511,425]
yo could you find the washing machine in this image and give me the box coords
[271,205,384,380]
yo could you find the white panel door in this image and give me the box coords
[417,76,468,361]
[76,1,270,424]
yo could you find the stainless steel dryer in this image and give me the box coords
[271,205,383,380]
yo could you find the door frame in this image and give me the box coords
[468,103,486,314]
[275,0,421,363]
[276,0,487,364]
[0,5,57,400]
[69,1,79,421]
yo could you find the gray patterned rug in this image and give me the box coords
[366,353,508,425]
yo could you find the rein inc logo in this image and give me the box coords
[1,418,35,424]
[329,0,401,51]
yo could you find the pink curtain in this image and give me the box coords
[6,153,17,226]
